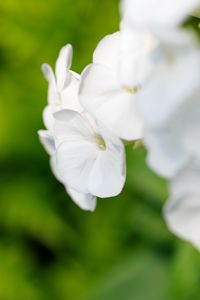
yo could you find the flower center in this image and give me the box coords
[95,134,106,151]
[123,85,141,94]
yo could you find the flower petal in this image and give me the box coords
[55,44,73,92]
[50,155,96,211]
[164,165,200,250]
[88,126,126,198]
[54,110,95,145]
[144,128,188,178]
[120,21,157,87]
[38,130,55,156]
[80,64,143,140]
[66,187,96,211]
[56,140,97,193]
[50,155,64,183]
[42,105,55,132]
[93,32,120,72]
[41,64,58,105]
[54,110,98,193]
[121,0,200,29]
[137,33,200,128]
[60,71,83,113]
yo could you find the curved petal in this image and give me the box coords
[137,39,200,128]
[50,155,64,183]
[80,64,143,140]
[180,93,200,159]
[60,72,83,112]
[54,110,95,145]
[56,140,97,193]
[66,187,96,211]
[120,21,157,87]
[164,165,200,250]
[54,111,97,194]
[145,128,188,178]
[43,105,55,132]
[93,32,120,72]
[42,64,58,105]
[88,127,126,198]
[38,130,55,156]
[55,44,73,92]
[121,0,200,29]
[50,155,97,211]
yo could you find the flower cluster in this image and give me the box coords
[39,0,200,249]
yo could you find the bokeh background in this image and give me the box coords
[1,0,200,299]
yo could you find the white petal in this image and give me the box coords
[66,187,96,211]
[54,109,95,145]
[145,128,188,178]
[137,34,200,128]
[121,0,200,29]
[120,21,157,87]
[43,105,55,132]
[56,140,97,193]
[41,64,58,105]
[165,195,200,250]
[54,110,98,193]
[60,71,83,113]
[93,32,120,72]
[50,155,64,183]
[55,44,73,92]
[164,165,200,250]
[170,164,200,197]
[38,130,55,156]
[80,64,143,140]
[180,93,200,159]
[88,126,126,198]
[50,155,96,211]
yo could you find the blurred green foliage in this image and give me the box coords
[0,0,200,299]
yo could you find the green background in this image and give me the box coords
[0,0,200,299]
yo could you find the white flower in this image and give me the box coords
[121,0,200,30]
[119,20,158,89]
[143,86,200,178]
[164,163,200,250]
[41,44,82,132]
[38,130,97,211]
[54,109,126,198]
[79,32,143,141]
[39,45,97,211]
[137,30,200,178]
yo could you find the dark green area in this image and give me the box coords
[0,1,200,299]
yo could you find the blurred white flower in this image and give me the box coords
[41,44,82,132]
[79,32,143,141]
[121,0,200,30]
[164,163,200,250]
[143,86,200,178]
[54,109,126,198]
[119,20,158,88]
[137,30,200,178]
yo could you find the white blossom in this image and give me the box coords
[54,109,126,198]
[79,32,143,141]
[137,30,200,178]
[39,45,96,211]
